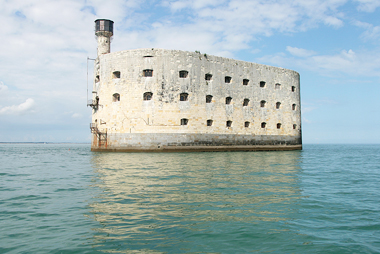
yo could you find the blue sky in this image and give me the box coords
[0,0,379,143]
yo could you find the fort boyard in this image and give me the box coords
[89,19,302,152]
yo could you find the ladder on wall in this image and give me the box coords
[90,123,107,148]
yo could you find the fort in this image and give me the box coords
[89,19,302,152]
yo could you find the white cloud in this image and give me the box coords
[72,113,82,118]
[0,82,8,93]
[287,46,316,57]
[354,0,380,12]
[354,20,380,41]
[0,98,35,115]
[260,48,380,78]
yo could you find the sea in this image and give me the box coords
[1,143,379,254]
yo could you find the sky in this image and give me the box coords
[0,0,379,144]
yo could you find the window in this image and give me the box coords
[143,92,153,101]
[261,122,266,128]
[207,119,213,126]
[292,104,297,110]
[226,120,232,127]
[277,123,282,129]
[181,118,188,126]
[243,79,249,86]
[226,97,232,105]
[260,81,266,88]
[206,95,213,103]
[112,93,120,102]
[95,75,100,83]
[275,83,281,89]
[292,86,296,92]
[244,121,250,128]
[276,102,281,109]
[225,76,232,83]
[243,99,250,106]
[143,55,153,58]
[180,93,188,101]
[205,73,212,81]
[293,124,297,129]
[143,69,153,77]
[179,70,188,78]
[260,100,266,108]
[113,71,120,79]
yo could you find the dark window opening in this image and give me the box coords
[179,70,188,78]
[95,75,100,83]
[113,71,120,79]
[205,73,212,81]
[293,124,297,129]
[206,95,213,103]
[181,118,188,126]
[244,121,250,128]
[260,100,266,107]
[243,79,249,86]
[277,123,282,129]
[275,83,281,89]
[260,81,266,88]
[144,55,153,58]
[112,93,120,102]
[276,102,281,109]
[180,93,188,101]
[292,86,296,92]
[226,120,232,127]
[292,104,297,110]
[243,99,250,107]
[225,76,232,83]
[207,119,213,126]
[143,69,153,77]
[226,97,232,105]
[143,92,153,101]
[261,122,266,128]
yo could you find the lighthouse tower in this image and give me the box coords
[95,19,114,56]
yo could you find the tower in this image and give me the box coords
[95,19,114,56]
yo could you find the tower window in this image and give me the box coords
[181,118,188,126]
[95,75,100,83]
[293,124,297,129]
[277,123,282,129]
[226,97,232,105]
[206,95,213,103]
[207,119,213,126]
[243,79,249,86]
[260,81,266,88]
[261,122,266,128]
[276,102,281,109]
[292,104,297,110]
[143,92,153,101]
[260,100,266,107]
[275,83,281,89]
[205,73,212,81]
[225,76,232,83]
[243,99,250,107]
[180,93,188,101]
[292,86,296,92]
[226,120,232,127]
[143,69,153,77]
[112,93,120,102]
[244,121,250,128]
[113,71,120,79]
[179,70,188,78]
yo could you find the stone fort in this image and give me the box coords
[89,19,302,152]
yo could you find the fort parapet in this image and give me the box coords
[89,20,302,152]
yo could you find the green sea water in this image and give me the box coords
[1,144,379,253]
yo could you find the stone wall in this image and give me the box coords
[90,48,302,151]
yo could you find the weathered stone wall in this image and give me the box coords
[91,48,302,151]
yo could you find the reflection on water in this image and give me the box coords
[89,151,302,253]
